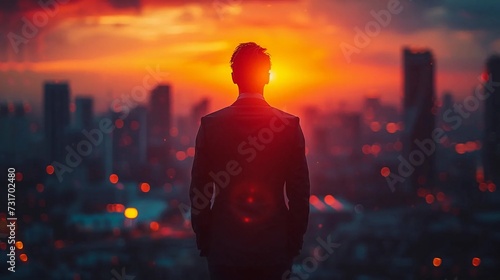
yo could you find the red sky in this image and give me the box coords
[1,0,499,116]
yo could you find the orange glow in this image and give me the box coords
[176,151,187,161]
[109,174,119,184]
[433,257,442,267]
[115,204,125,212]
[46,165,55,175]
[386,122,398,134]
[150,221,160,231]
[19,254,28,262]
[324,195,343,211]
[115,119,124,129]
[380,167,390,177]
[455,143,466,154]
[309,195,326,211]
[472,257,481,267]
[425,194,435,204]
[15,241,23,249]
[124,207,138,219]
[140,182,151,193]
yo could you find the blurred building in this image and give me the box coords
[75,97,93,130]
[402,48,436,192]
[44,81,70,162]
[148,84,172,165]
[483,55,500,184]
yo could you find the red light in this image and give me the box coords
[36,183,44,192]
[150,221,160,231]
[425,194,435,204]
[46,165,55,175]
[380,167,390,177]
[386,122,398,134]
[436,192,445,202]
[15,172,23,181]
[176,151,187,161]
[488,182,496,192]
[370,122,381,132]
[115,119,124,129]
[472,257,481,267]
[109,174,119,184]
[140,182,150,193]
[187,147,195,157]
[243,217,250,223]
[432,257,442,267]
[20,254,28,262]
[247,197,254,203]
[130,121,140,130]
[324,195,343,211]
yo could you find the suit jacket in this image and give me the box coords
[189,97,310,266]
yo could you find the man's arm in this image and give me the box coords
[285,117,310,258]
[190,118,213,256]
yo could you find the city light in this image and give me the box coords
[109,174,119,184]
[140,182,151,193]
[46,165,55,175]
[432,257,442,267]
[124,208,138,219]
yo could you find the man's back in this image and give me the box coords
[190,97,310,267]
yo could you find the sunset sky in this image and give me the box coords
[1,0,499,116]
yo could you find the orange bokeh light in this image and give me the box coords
[425,194,435,204]
[109,174,119,184]
[432,257,442,267]
[150,221,160,231]
[20,254,28,262]
[140,182,151,192]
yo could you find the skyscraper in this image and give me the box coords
[75,97,93,130]
[44,81,70,162]
[402,48,436,191]
[148,84,171,165]
[483,55,500,184]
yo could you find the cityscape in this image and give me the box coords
[1,0,500,279]
[0,48,499,279]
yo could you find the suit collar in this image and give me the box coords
[231,97,270,107]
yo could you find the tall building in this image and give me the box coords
[148,84,171,165]
[44,81,70,162]
[402,48,436,191]
[483,55,500,184]
[75,97,93,130]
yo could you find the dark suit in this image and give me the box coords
[190,97,310,279]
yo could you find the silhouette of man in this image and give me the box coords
[190,42,310,280]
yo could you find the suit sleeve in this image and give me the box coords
[190,117,213,256]
[285,117,310,257]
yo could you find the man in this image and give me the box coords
[190,42,310,280]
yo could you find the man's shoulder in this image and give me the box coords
[201,106,300,125]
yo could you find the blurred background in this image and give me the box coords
[1,0,500,279]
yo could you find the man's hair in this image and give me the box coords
[230,42,271,75]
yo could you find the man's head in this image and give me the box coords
[230,42,271,93]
